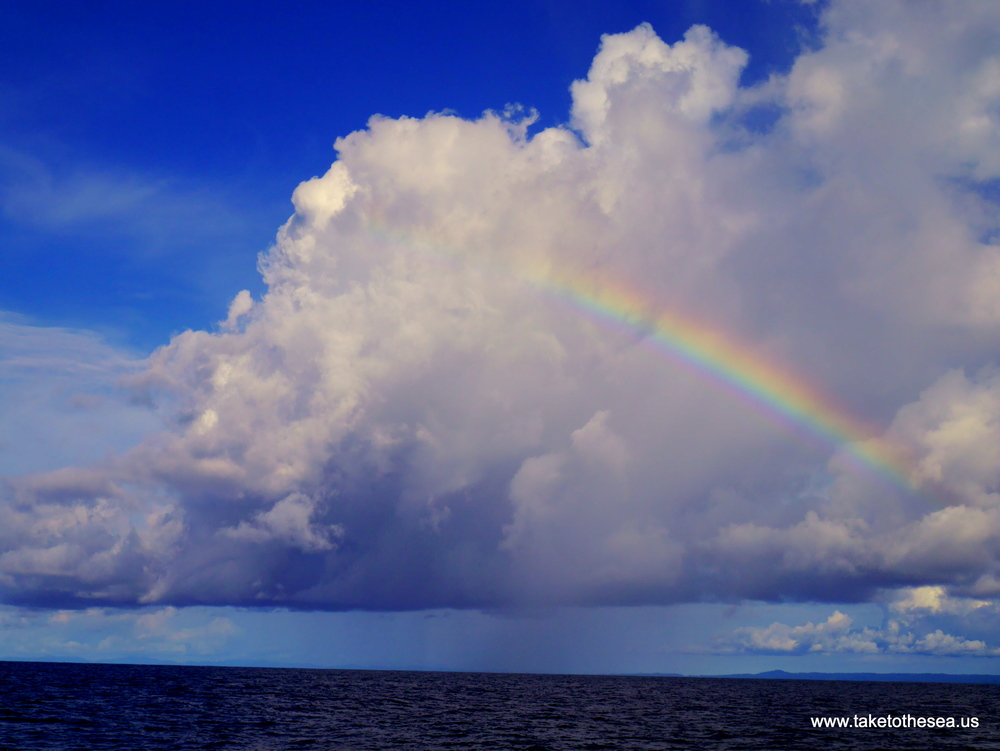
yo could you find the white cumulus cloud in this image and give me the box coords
[713,607,1000,657]
[3,0,1000,619]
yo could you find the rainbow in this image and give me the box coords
[362,216,920,493]
[535,270,918,492]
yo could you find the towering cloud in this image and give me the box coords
[3,0,1000,616]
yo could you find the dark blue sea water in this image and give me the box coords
[1,661,998,750]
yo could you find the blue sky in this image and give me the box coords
[5,0,1000,675]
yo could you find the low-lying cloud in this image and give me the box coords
[3,0,1000,618]
[711,586,1000,657]
[713,610,1000,657]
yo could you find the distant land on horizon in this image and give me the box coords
[4,659,1000,684]
[702,670,1000,685]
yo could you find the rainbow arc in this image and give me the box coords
[535,271,917,491]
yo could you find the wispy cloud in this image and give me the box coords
[0,315,159,475]
[0,144,254,255]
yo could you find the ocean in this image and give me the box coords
[1,661,998,750]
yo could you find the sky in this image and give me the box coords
[3,0,1000,675]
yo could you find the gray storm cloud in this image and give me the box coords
[3,0,1000,613]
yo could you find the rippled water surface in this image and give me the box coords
[2,661,999,749]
